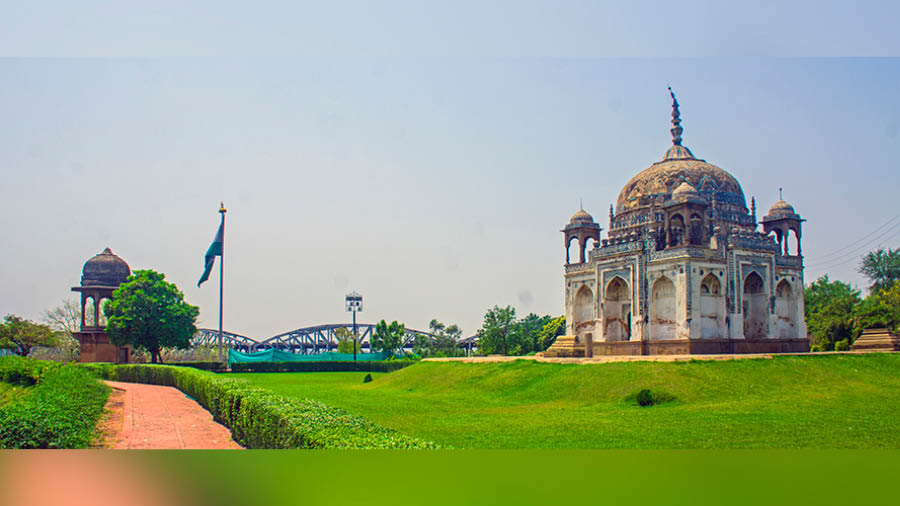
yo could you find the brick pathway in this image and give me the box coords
[104,381,242,449]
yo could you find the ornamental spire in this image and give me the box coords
[668,86,683,146]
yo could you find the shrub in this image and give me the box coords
[630,388,675,408]
[0,356,109,448]
[84,363,437,449]
[636,389,654,407]
[171,361,226,372]
[363,374,373,383]
[834,339,851,351]
[229,361,415,373]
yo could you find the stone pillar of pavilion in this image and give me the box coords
[71,247,132,363]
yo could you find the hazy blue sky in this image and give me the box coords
[2,3,899,339]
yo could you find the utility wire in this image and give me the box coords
[805,212,900,262]
[806,225,900,269]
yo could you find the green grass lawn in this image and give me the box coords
[231,353,900,449]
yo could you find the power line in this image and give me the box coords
[806,226,900,270]
[805,212,900,262]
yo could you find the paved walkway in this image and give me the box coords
[103,381,241,449]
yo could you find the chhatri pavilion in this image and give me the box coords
[547,89,809,357]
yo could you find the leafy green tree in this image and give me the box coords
[411,319,463,357]
[858,247,900,294]
[105,269,199,363]
[0,315,59,356]
[853,280,900,335]
[477,305,517,355]
[537,316,566,351]
[514,313,551,354]
[371,320,405,355]
[335,327,361,353]
[804,275,861,351]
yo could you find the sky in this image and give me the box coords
[1,3,899,340]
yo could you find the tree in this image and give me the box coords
[853,280,900,335]
[537,316,566,352]
[413,319,463,357]
[804,275,861,351]
[515,313,551,354]
[0,315,59,356]
[335,327,361,354]
[477,305,517,355]
[858,247,900,294]
[41,299,82,361]
[371,320,404,355]
[105,269,199,363]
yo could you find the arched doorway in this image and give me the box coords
[774,280,796,338]
[573,285,594,344]
[603,277,631,341]
[700,274,724,338]
[742,272,767,339]
[650,276,676,339]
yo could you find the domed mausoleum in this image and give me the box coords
[71,247,132,363]
[546,89,809,356]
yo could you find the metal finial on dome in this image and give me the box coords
[668,86,683,146]
[779,188,783,200]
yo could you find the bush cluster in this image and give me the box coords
[0,356,110,449]
[230,361,415,373]
[170,361,227,372]
[85,363,437,449]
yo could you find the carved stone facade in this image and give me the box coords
[546,90,809,357]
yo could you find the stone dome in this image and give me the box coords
[672,181,699,198]
[615,146,746,214]
[767,199,796,216]
[569,209,595,225]
[81,247,131,287]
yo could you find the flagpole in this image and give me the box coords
[218,202,226,362]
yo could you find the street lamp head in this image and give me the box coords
[345,291,363,312]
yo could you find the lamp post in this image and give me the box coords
[345,291,363,362]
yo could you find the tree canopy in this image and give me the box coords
[371,320,404,355]
[334,327,361,354]
[413,319,463,357]
[105,269,199,363]
[0,315,59,357]
[476,306,563,356]
[858,247,900,294]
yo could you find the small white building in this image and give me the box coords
[548,90,808,357]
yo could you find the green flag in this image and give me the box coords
[198,222,223,287]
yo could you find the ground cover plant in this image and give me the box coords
[86,363,437,449]
[0,356,109,449]
[231,353,900,449]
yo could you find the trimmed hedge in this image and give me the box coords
[85,363,437,449]
[169,361,227,372]
[0,356,110,449]
[229,360,415,373]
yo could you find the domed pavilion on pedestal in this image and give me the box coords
[71,247,133,363]
[546,89,809,357]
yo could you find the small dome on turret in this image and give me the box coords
[569,209,595,225]
[767,199,796,216]
[81,247,131,287]
[672,181,700,198]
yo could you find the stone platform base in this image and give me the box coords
[75,331,130,363]
[851,328,900,351]
[546,337,810,356]
[543,336,585,357]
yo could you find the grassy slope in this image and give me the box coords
[232,354,900,449]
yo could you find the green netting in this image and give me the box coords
[228,349,393,366]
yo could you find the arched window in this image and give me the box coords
[669,215,685,247]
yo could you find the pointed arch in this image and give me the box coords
[700,274,725,338]
[573,285,595,344]
[603,276,631,341]
[775,279,797,338]
[742,272,767,339]
[650,276,676,339]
